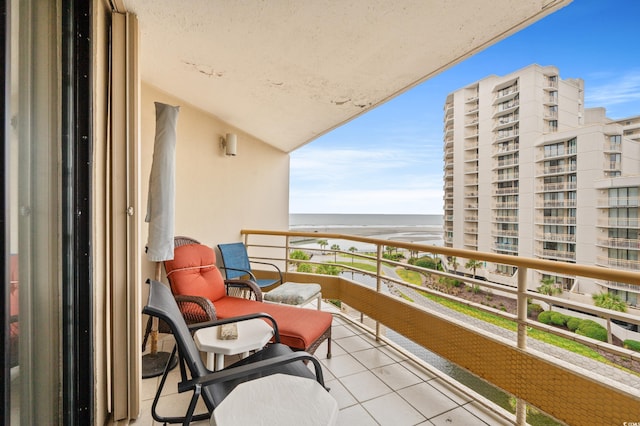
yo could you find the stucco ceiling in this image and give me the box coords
[120,0,571,153]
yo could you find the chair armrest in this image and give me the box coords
[220,265,256,281]
[250,260,283,285]
[177,351,325,393]
[186,312,280,343]
[174,294,217,324]
[224,279,263,302]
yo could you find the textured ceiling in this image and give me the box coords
[122,0,571,153]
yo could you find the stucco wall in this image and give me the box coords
[139,82,291,282]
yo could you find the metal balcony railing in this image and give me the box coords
[240,229,640,425]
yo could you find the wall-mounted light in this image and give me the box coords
[220,133,237,156]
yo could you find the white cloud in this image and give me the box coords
[290,131,445,214]
[585,71,640,116]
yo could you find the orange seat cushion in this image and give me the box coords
[164,244,227,302]
[214,296,332,351]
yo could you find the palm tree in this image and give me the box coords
[348,246,357,278]
[538,276,562,296]
[317,239,328,253]
[450,256,459,275]
[348,246,357,263]
[464,259,482,279]
[593,292,627,312]
[330,244,340,262]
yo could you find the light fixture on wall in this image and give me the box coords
[220,133,237,156]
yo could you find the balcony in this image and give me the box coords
[207,230,640,425]
[536,215,577,225]
[536,232,576,243]
[537,163,577,176]
[597,237,640,250]
[536,248,576,261]
[535,182,577,192]
[536,199,577,208]
[597,197,640,207]
[599,217,640,228]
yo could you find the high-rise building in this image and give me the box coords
[442,64,640,307]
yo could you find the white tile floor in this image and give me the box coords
[136,307,516,425]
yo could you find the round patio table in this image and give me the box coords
[210,373,338,425]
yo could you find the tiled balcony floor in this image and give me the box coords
[137,304,516,425]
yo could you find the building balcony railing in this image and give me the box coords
[536,248,576,261]
[494,128,519,142]
[597,197,640,207]
[493,243,518,252]
[495,158,518,168]
[537,163,577,175]
[493,171,519,181]
[535,232,576,242]
[603,141,622,152]
[599,217,640,228]
[599,280,640,293]
[493,187,519,195]
[241,229,640,425]
[597,237,640,249]
[536,199,577,208]
[493,143,519,155]
[535,215,577,225]
[493,229,519,238]
[493,216,518,224]
[535,182,577,192]
[493,201,519,209]
[596,256,640,270]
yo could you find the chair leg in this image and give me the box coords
[326,337,332,359]
[150,345,211,424]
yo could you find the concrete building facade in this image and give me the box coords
[442,64,640,307]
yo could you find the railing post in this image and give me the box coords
[285,235,290,280]
[516,266,528,425]
[375,244,382,340]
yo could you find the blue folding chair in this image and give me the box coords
[217,242,283,290]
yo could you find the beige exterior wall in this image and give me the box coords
[139,82,291,284]
[442,64,640,300]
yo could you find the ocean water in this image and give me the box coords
[289,213,444,250]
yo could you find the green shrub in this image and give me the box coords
[527,303,543,317]
[623,339,640,352]
[566,317,581,332]
[315,264,340,276]
[414,257,439,270]
[297,263,313,273]
[290,250,310,260]
[538,310,552,324]
[576,320,607,342]
[549,312,569,326]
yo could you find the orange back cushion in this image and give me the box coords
[163,244,226,302]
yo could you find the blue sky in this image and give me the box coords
[289,0,640,215]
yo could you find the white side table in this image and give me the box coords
[211,373,338,426]
[194,319,274,371]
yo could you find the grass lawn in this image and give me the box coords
[415,290,635,372]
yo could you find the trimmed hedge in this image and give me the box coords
[549,312,569,326]
[537,311,553,324]
[566,317,581,332]
[538,311,608,342]
[575,319,607,342]
[623,339,640,352]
